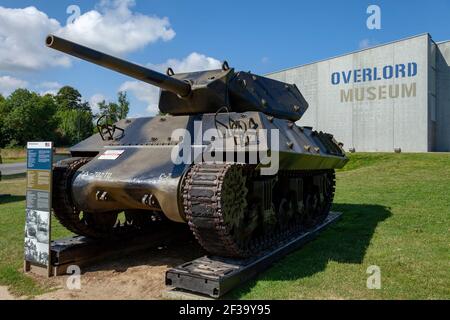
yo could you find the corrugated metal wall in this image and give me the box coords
[436,41,450,151]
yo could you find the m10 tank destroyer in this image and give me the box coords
[46,35,348,258]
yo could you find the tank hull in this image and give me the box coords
[71,147,187,222]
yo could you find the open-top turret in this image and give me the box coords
[46,35,307,121]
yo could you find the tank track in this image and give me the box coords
[52,157,163,238]
[182,163,335,258]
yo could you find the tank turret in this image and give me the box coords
[46,35,307,121]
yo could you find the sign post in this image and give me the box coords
[24,142,53,277]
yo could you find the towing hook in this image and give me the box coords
[96,191,109,201]
[141,194,156,206]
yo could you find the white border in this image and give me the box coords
[27,141,52,149]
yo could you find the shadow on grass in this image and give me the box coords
[1,173,26,180]
[227,203,392,298]
[0,195,26,205]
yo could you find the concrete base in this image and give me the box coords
[166,212,342,298]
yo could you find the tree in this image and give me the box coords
[96,92,130,123]
[117,91,129,120]
[0,86,97,148]
[55,86,87,111]
[56,108,94,145]
[0,94,6,147]
[97,99,109,118]
[53,86,95,145]
[1,89,57,147]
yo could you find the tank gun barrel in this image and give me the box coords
[45,35,191,97]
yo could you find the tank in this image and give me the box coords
[46,35,348,258]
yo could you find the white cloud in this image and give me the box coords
[36,81,63,95]
[149,52,222,73]
[120,52,222,115]
[0,77,66,96]
[40,90,58,96]
[57,0,175,56]
[119,80,160,114]
[0,6,71,71]
[0,0,175,71]
[0,75,28,96]
[89,93,107,114]
[37,81,62,90]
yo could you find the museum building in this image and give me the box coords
[268,33,450,152]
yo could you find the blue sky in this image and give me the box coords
[0,0,449,117]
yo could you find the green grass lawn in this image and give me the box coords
[0,153,449,299]
[229,153,450,299]
[0,178,71,297]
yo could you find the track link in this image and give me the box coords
[52,157,100,237]
[183,163,335,258]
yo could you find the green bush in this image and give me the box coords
[0,87,130,148]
